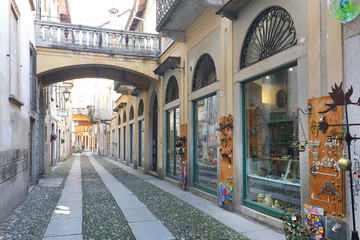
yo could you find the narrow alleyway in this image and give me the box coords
[0,154,284,240]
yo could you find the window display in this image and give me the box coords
[166,108,180,178]
[194,95,218,192]
[244,65,300,213]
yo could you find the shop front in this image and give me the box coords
[243,64,300,217]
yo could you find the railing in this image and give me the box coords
[156,0,178,27]
[35,20,160,57]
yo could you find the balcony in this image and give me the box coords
[35,20,160,57]
[156,0,223,42]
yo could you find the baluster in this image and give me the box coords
[111,33,116,49]
[80,30,86,45]
[146,37,151,51]
[54,27,60,43]
[44,25,50,42]
[140,36,145,51]
[74,29,80,46]
[134,35,139,50]
[98,32,104,48]
[68,28,74,45]
[128,34,133,49]
[89,31,94,47]
[114,33,120,50]
[121,34,127,49]
[60,27,66,44]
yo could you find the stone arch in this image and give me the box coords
[165,75,179,104]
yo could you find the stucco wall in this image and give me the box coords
[0,0,36,222]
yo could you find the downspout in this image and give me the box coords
[125,0,139,30]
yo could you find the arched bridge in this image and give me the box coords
[35,20,160,92]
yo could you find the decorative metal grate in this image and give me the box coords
[240,6,297,69]
[156,0,177,27]
[192,53,217,92]
[129,106,134,120]
[123,111,127,123]
[118,114,121,125]
[138,99,144,116]
[165,76,179,104]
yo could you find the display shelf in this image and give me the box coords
[253,157,299,162]
[248,174,300,187]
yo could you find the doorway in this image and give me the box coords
[151,93,158,172]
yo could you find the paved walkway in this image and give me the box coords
[87,154,174,240]
[102,157,285,240]
[43,155,83,240]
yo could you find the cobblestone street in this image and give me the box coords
[0,154,283,240]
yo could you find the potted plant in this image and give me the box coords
[50,133,57,142]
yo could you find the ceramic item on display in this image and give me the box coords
[272,200,281,210]
[257,193,265,203]
[264,194,273,207]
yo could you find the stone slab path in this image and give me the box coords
[43,155,83,240]
[87,154,175,240]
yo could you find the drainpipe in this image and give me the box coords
[125,0,139,30]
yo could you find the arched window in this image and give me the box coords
[123,111,127,123]
[138,99,144,116]
[165,76,179,104]
[129,106,134,120]
[240,6,297,69]
[192,53,217,92]
[118,114,121,126]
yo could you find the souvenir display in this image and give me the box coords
[308,95,345,216]
[244,66,301,212]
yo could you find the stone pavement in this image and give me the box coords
[0,153,285,240]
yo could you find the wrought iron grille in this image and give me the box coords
[123,111,127,123]
[138,99,144,116]
[165,76,179,104]
[129,106,134,120]
[118,114,121,125]
[192,53,217,92]
[240,6,297,69]
[156,0,177,27]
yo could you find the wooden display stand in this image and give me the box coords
[219,116,234,184]
[308,96,345,216]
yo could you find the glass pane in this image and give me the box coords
[141,121,145,165]
[123,126,126,160]
[130,124,133,164]
[195,95,218,190]
[244,66,300,211]
[167,110,175,175]
[175,108,181,176]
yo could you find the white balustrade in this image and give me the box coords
[35,20,159,56]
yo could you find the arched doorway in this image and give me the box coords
[149,91,158,172]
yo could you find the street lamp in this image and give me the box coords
[63,88,71,102]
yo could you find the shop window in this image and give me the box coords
[165,76,179,104]
[138,120,144,167]
[194,94,218,193]
[240,6,297,69]
[243,64,300,217]
[166,108,180,179]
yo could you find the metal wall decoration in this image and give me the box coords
[240,6,297,69]
[192,53,217,92]
[165,75,179,104]
[138,99,144,116]
[318,83,360,240]
[129,106,134,120]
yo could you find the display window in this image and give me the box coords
[166,108,180,179]
[138,120,144,167]
[194,94,218,194]
[243,64,300,217]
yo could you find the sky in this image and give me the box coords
[69,0,135,29]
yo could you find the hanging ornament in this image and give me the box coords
[338,157,352,171]
[327,0,360,23]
